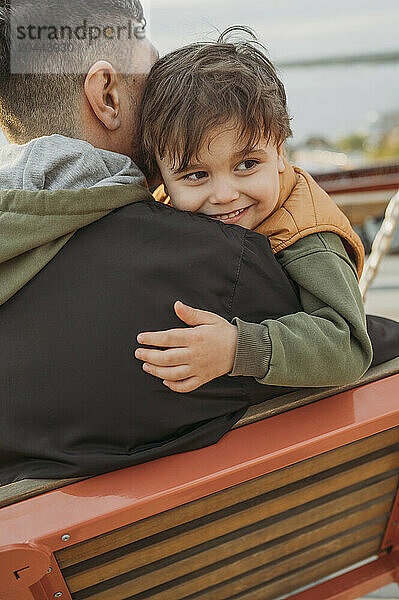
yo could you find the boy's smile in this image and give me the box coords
[158,123,286,230]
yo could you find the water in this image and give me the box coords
[283,63,399,144]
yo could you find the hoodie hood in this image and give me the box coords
[0,134,146,191]
[0,135,151,305]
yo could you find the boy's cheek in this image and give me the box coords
[249,187,280,226]
[170,186,206,214]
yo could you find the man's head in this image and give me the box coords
[140,27,292,229]
[0,0,158,159]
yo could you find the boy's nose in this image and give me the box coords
[209,182,240,205]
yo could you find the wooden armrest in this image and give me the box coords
[0,477,87,510]
[235,357,399,429]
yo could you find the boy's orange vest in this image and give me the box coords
[256,160,364,278]
[153,159,364,278]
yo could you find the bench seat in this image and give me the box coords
[0,358,398,600]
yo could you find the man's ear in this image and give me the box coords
[277,142,286,173]
[84,61,121,131]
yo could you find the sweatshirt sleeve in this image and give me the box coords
[230,232,373,387]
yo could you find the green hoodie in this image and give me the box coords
[0,135,151,305]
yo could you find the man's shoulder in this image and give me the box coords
[92,200,277,282]
[111,200,264,246]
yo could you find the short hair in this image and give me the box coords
[0,0,145,143]
[140,26,292,179]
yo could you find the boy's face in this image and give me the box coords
[157,124,285,229]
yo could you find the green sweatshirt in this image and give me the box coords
[230,232,373,387]
[0,135,150,306]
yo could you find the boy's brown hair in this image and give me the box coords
[140,26,292,179]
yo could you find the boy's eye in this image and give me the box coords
[236,159,259,171]
[184,171,208,181]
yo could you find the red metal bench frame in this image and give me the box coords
[1,373,399,600]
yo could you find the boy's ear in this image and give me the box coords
[277,143,286,173]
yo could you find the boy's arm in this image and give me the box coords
[231,232,373,387]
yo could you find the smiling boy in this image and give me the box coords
[157,125,284,229]
[135,28,372,393]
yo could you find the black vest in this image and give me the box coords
[0,201,302,484]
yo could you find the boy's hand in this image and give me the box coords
[135,301,238,393]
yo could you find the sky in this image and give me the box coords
[143,0,399,144]
[145,0,399,61]
[1,1,398,145]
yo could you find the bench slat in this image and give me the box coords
[215,538,381,600]
[67,496,392,596]
[57,427,399,570]
[64,464,398,592]
[56,428,399,600]
[77,528,384,600]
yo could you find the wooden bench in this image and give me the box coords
[1,357,399,600]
